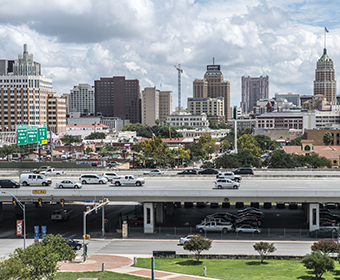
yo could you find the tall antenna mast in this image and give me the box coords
[174,64,183,112]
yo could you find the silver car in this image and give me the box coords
[214,179,240,189]
[56,180,82,189]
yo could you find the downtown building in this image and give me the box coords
[241,75,269,114]
[68,84,95,115]
[141,87,172,126]
[314,47,337,105]
[0,44,66,134]
[94,76,141,124]
[193,64,230,120]
[187,97,225,124]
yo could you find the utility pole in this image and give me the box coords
[174,64,183,112]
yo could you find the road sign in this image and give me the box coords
[38,124,47,145]
[17,124,27,145]
[27,126,38,144]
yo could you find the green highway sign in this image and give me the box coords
[27,126,38,144]
[17,124,27,145]
[38,124,47,145]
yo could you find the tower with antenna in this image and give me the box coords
[174,64,183,112]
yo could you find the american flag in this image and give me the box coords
[325,27,329,33]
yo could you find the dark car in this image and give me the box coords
[308,228,337,238]
[233,167,254,175]
[198,168,219,175]
[177,169,198,175]
[65,238,82,250]
[130,216,144,225]
[0,179,20,188]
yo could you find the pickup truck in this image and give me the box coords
[112,175,145,187]
[33,166,51,174]
[196,221,233,234]
[51,209,70,221]
[216,172,242,182]
[40,168,66,175]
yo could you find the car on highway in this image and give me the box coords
[234,224,261,234]
[177,169,198,175]
[143,169,165,175]
[198,168,219,175]
[107,161,121,168]
[19,173,52,186]
[55,180,82,189]
[214,178,240,189]
[216,172,242,182]
[233,167,254,175]
[179,234,194,245]
[0,179,20,188]
[102,172,122,182]
[79,174,108,184]
[65,238,82,250]
[33,166,51,174]
[51,209,70,221]
[308,228,338,238]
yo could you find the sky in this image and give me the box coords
[0,0,340,110]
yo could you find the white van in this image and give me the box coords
[19,173,52,186]
[79,174,108,184]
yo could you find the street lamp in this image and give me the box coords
[1,191,26,248]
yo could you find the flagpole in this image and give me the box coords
[324,28,326,50]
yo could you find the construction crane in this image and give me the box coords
[174,64,183,112]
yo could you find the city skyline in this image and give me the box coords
[0,0,339,110]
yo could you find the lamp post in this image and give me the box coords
[1,191,26,248]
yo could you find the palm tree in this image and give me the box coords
[323,132,333,146]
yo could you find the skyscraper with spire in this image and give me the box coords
[313,29,336,105]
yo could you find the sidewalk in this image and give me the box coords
[58,254,221,280]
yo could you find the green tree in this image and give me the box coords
[177,145,191,164]
[155,119,160,126]
[214,153,240,168]
[266,149,299,168]
[323,132,333,146]
[85,132,106,140]
[61,135,81,152]
[311,239,340,255]
[0,234,76,280]
[288,135,303,146]
[301,251,334,280]
[237,149,262,168]
[220,140,230,152]
[254,135,279,151]
[253,242,277,264]
[183,234,212,262]
[237,134,261,157]
[152,125,183,138]
[185,143,206,161]
[85,147,93,155]
[122,123,153,138]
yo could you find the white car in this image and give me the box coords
[102,172,122,182]
[179,234,194,245]
[235,224,261,234]
[56,180,82,189]
[79,174,108,184]
[143,169,165,175]
[214,179,240,189]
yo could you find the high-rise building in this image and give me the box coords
[187,97,225,124]
[0,44,66,134]
[94,76,141,123]
[241,75,269,114]
[275,92,300,107]
[193,64,230,120]
[141,87,172,126]
[68,84,95,115]
[313,48,336,105]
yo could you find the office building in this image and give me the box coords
[313,48,336,105]
[187,97,225,123]
[193,64,230,120]
[241,75,269,114]
[94,76,141,123]
[166,111,209,129]
[68,84,95,115]
[275,92,300,107]
[0,44,65,134]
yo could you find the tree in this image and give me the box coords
[85,147,93,155]
[253,242,277,264]
[185,142,206,161]
[183,234,212,262]
[176,145,191,164]
[288,135,303,146]
[237,134,261,157]
[301,251,334,280]
[85,132,106,140]
[266,149,299,168]
[323,132,333,146]
[0,234,76,280]
[220,140,230,152]
[155,119,160,126]
[254,134,279,151]
[61,135,81,152]
[311,239,340,255]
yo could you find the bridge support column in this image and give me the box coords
[155,202,164,223]
[143,202,154,233]
[166,202,174,216]
[308,203,320,231]
[0,202,2,222]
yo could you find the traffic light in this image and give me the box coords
[99,200,103,204]
[12,198,16,205]
[60,199,64,207]
[104,198,108,203]
[86,206,91,213]
[233,106,238,120]
[38,198,42,207]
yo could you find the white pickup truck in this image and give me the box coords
[112,175,145,187]
[216,172,242,182]
[196,221,233,234]
[51,209,70,221]
[40,168,66,175]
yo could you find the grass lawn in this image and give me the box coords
[56,271,145,280]
[135,258,340,280]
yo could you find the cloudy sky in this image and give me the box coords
[0,0,339,109]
